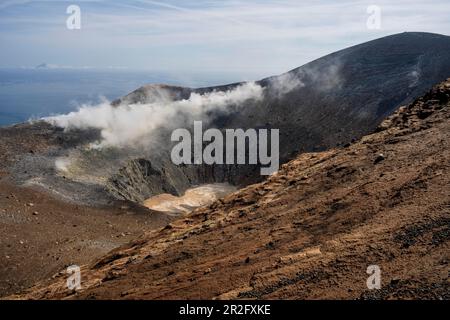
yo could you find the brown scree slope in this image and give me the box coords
[13,79,450,300]
[0,125,173,297]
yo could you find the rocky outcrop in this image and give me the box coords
[106,157,260,203]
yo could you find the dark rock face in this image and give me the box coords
[115,32,450,159]
[106,157,260,203]
[104,32,450,203]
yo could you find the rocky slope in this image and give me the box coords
[14,79,450,300]
[0,125,173,297]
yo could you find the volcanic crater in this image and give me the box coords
[1,32,450,298]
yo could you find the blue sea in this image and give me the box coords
[0,68,238,127]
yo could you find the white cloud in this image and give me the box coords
[44,82,264,148]
[1,0,449,75]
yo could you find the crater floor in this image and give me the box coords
[144,183,237,214]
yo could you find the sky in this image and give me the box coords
[0,0,449,80]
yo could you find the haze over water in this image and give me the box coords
[0,68,241,127]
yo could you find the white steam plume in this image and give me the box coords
[269,72,305,97]
[44,82,264,149]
